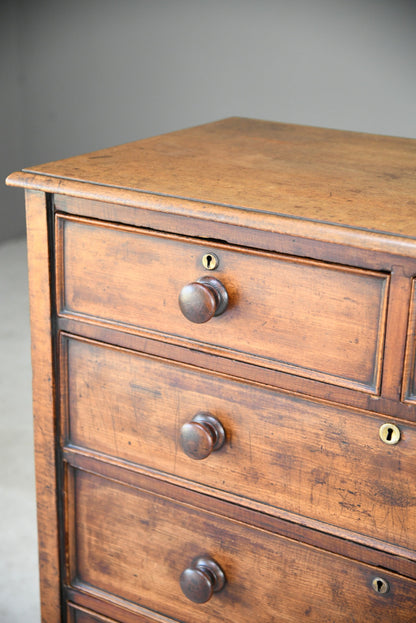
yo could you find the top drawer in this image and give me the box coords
[56,214,389,393]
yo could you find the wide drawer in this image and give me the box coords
[68,468,416,623]
[62,335,416,553]
[56,214,389,393]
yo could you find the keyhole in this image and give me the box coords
[202,252,219,270]
[379,423,401,445]
[372,577,389,594]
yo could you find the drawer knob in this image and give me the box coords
[180,413,225,460]
[179,276,228,323]
[180,556,226,603]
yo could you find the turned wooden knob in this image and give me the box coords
[180,413,225,460]
[178,276,228,323]
[180,556,226,603]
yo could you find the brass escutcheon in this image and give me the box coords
[202,252,219,270]
[379,423,401,445]
[372,577,389,594]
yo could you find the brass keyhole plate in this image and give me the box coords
[202,253,219,270]
[372,577,389,594]
[379,423,401,445]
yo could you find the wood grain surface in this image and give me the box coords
[15,118,416,238]
[403,280,416,404]
[68,599,175,623]
[62,335,416,554]
[57,214,389,393]
[24,190,61,622]
[69,468,416,623]
[68,604,121,623]
[7,118,416,622]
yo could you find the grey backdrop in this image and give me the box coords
[2,0,416,243]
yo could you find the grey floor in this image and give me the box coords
[0,237,41,622]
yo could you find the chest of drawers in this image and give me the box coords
[7,117,416,622]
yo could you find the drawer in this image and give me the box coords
[68,469,416,623]
[56,215,389,393]
[62,336,416,553]
[403,279,416,404]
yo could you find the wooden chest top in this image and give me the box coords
[8,117,416,246]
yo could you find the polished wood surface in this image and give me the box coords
[69,605,121,623]
[68,603,174,623]
[11,117,416,239]
[68,599,176,623]
[25,190,61,623]
[63,335,416,554]
[7,118,416,621]
[70,468,416,623]
[57,214,389,393]
[403,280,416,404]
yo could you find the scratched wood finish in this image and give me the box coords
[52,193,416,267]
[68,605,121,623]
[59,309,416,423]
[69,607,172,623]
[57,214,389,393]
[24,190,61,622]
[67,592,192,623]
[71,612,114,623]
[68,469,416,623]
[7,119,416,621]
[16,118,416,239]
[63,335,416,554]
[68,603,169,623]
[403,280,416,404]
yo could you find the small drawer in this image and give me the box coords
[403,279,416,404]
[62,335,416,553]
[68,469,416,623]
[56,214,389,393]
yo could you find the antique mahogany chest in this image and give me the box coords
[7,118,416,622]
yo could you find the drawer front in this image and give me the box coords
[404,279,416,403]
[68,606,120,623]
[70,612,108,623]
[68,602,170,623]
[57,215,388,393]
[63,336,416,553]
[69,469,416,623]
